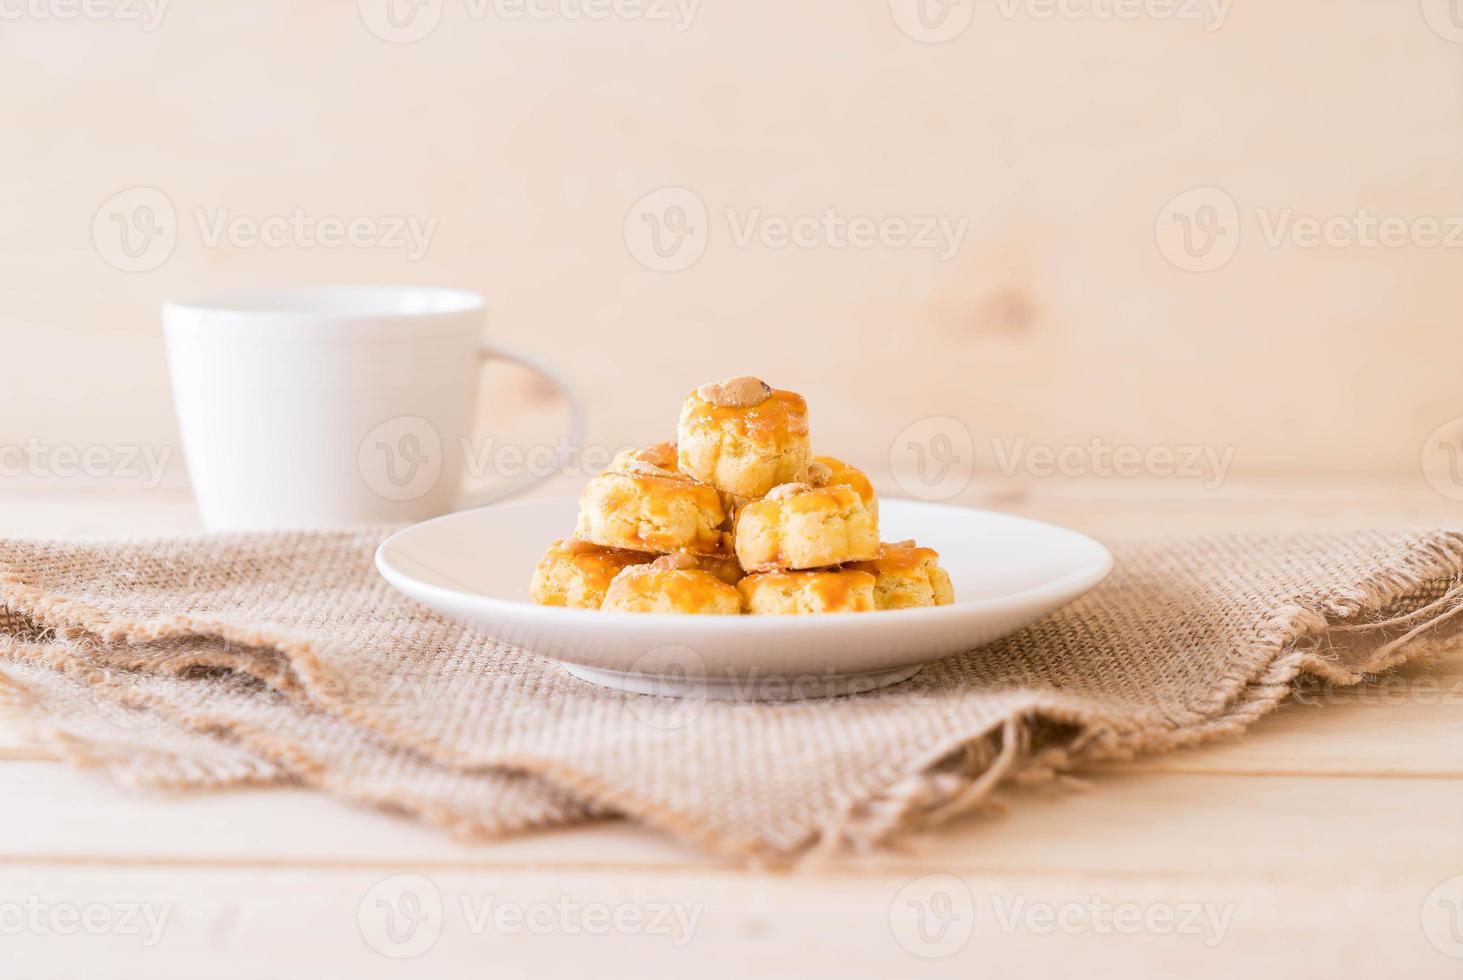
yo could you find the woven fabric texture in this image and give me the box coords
[2,528,1460,859]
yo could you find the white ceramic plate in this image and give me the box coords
[376,497,1112,700]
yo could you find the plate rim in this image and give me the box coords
[374,496,1114,632]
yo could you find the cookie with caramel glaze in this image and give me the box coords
[530,539,657,609]
[733,482,879,572]
[810,455,877,520]
[601,553,744,614]
[676,376,810,498]
[844,540,955,609]
[738,569,876,615]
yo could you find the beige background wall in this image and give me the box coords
[4,0,1462,492]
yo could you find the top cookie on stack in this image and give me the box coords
[530,375,952,615]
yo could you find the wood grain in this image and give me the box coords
[1,483,1459,976]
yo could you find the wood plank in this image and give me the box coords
[862,768,1463,879]
[2,477,1459,540]
[0,865,1456,979]
[0,486,201,539]
[1084,644,1463,778]
[2,762,1461,881]
[0,719,53,759]
[0,762,706,870]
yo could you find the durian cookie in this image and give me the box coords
[738,569,876,615]
[530,539,657,609]
[845,540,955,609]
[575,470,725,555]
[734,482,879,572]
[601,553,744,615]
[810,455,877,519]
[610,441,681,479]
[676,376,810,498]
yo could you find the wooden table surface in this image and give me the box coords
[3,479,1462,978]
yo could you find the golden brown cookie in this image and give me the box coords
[676,376,811,498]
[734,483,879,572]
[575,470,725,555]
[609,441,681,479]
[738,569,876,615]
[845,540,955,609]
[530,539,657,609]
[810,455,877,519]
[601,553,744,614]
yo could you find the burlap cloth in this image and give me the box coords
[2,528,1461,861]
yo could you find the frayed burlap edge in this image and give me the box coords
[811,530,1463,859]
[3,530,1463,864]
[0,660,290,791]
[0,639,606,843]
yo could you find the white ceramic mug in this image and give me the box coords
[163,286,582,530]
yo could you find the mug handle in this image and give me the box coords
[457,340,585,509]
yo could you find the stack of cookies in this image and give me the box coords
[530,376,954,615]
